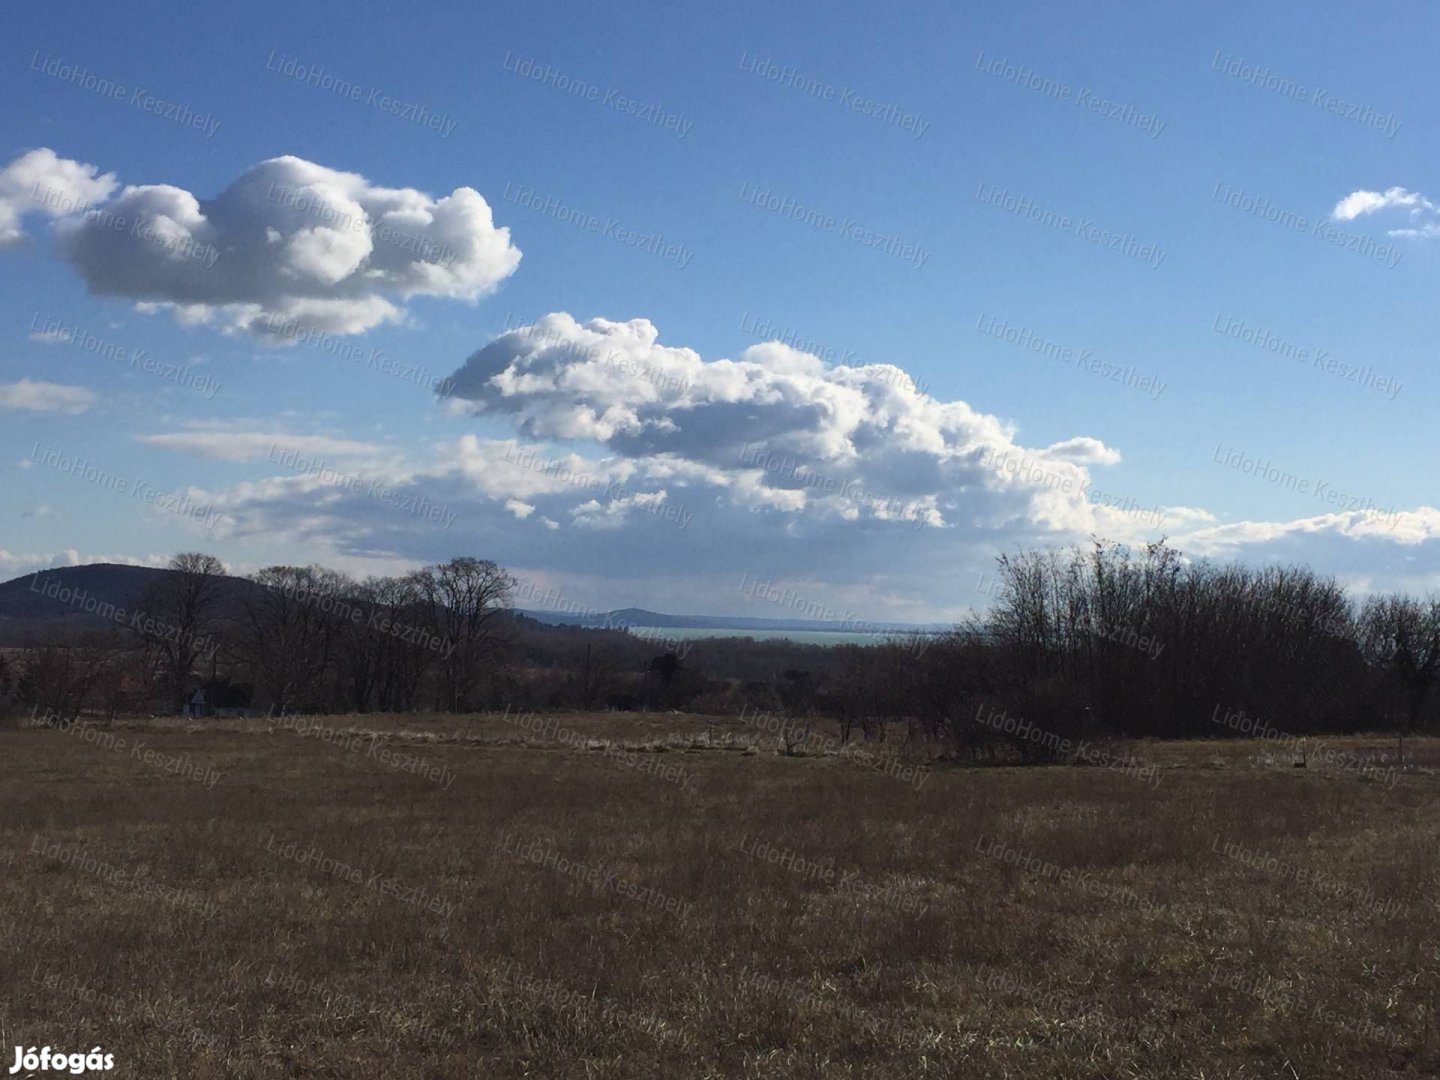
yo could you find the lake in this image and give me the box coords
[626,626,932,647]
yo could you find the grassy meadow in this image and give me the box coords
[2,710,1437,1078]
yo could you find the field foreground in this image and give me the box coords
[2,711,1438,1078]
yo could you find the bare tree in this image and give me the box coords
[411,558,516,712]
[1359,594,1440,735]
[0,652,18,724]
[237,566,351,715]
[133,553,227,713]
[334,574,434,712]
[19,630,126,726]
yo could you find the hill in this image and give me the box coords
[0,563,174,644]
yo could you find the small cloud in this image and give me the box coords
[1388,223,1440,240]
[1332,186,1440,237]
[138,431,387,462]
[1332,187,1434,221]
[1041,436,1122,466]
[0,379,96,414]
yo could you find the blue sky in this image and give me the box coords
[1,0,1436,621]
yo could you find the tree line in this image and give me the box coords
[4,541,1438,753]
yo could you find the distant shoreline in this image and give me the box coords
[622,625,939,646]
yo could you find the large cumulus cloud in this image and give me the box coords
[1,149,521,336]
[129,314,1144,618]
[438,312,1132,534]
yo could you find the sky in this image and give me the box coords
[1,0,1436,624]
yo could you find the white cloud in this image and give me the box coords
[0,379,96,414]
[1,150,521,336]
[1332,187,1435,221]
[1175,507,1440,554]
[1041,437,1122,465]
[1332,186,1440,237]
[129,316,1147,609]
[436,313,1135,535]
[137,431,389,463]
[0,148,117,248]
[1387,223,1440,240]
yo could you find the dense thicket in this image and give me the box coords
[885,541,1438,759]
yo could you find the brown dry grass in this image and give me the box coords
[2,712,1437,1078]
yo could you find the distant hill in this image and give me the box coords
[0,563,171,620]
[0,563,257,645]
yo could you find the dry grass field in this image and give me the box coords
[2,710,1438,1078]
